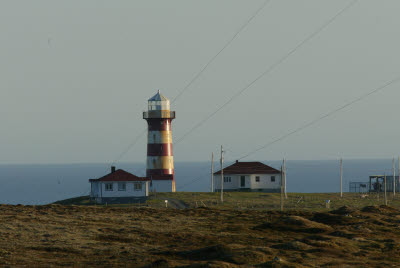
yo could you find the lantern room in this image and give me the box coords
[148,90,170,111]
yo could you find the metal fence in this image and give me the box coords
[349,182,370,193]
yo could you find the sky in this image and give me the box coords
[1,0,400,164]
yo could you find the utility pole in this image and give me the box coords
[211,152,214,193]
[280,166,284,212]
[220,145,224,203]
[283,159,287,199]
[393,157,396,197]
[340,158,343,198]
[384,174,387,206]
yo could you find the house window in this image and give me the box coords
[105,183,113,191]
[271,176,276,182]
[224,177,231,183]
[134,183,142,191]
[255,176,260,182]
[118,182,126,191]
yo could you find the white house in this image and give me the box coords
[214,161,282,192]
[89,167,150,204]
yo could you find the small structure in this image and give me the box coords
[369,175,399,193]
[349,175,400,193]
[214,161,282,192]
[89,167,150,204]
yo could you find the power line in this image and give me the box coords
[108,1,272,165]
[177,72,400,190]
[174,0,358,145]
[110,0,359,192]
[110,129,147,165]
[172,0,272,103]
[239,75,400,160]
[177,152,238,191]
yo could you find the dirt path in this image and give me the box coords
[165,198,190,209]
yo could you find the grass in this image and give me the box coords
[53,195,94,205]
[1,201,400,266]
[55,192,400,211]
[145,191,400,211]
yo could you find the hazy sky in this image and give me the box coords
[1,0,400,164]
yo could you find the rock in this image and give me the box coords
[273,256,282,262]
[361,206,382,213]
[331,206,355,215]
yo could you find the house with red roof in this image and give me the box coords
[214,161,281,192]
[89,167,150,204]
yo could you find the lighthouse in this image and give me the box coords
[143,90,176,192]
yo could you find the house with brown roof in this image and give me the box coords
[214,161,281,192]
[89,167,150,204]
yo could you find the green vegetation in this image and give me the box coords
[154,192,400,211]
[56,192,400,211]
[53,195,93,206]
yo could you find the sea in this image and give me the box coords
[0,159,396,205]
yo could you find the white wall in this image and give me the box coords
[90,181,149,198]
[90,181,101,197]
[214,174,281,191]
[249,174,281,190]
[214,175,241,190]
[150,180,173,192]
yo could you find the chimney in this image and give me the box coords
[236,160,239,164]
[111,166,116,173]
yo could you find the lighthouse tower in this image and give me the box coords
[143,90,176,192]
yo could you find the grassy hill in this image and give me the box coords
[53,196,93,206]
[1,201,400,266]
[54,192,400,211]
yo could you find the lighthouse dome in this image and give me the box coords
[148,90,170,111]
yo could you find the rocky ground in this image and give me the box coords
[0,204,399,267]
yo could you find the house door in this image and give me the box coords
[240,176,246,187]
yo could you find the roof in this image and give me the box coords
[89,169,150,182]
[214,161,280,175]
[148,90,169,102]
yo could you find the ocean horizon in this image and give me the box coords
[0,159,397,205]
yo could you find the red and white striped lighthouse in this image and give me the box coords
[143,90,176,192]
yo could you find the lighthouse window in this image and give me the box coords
[105,183,113,191]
